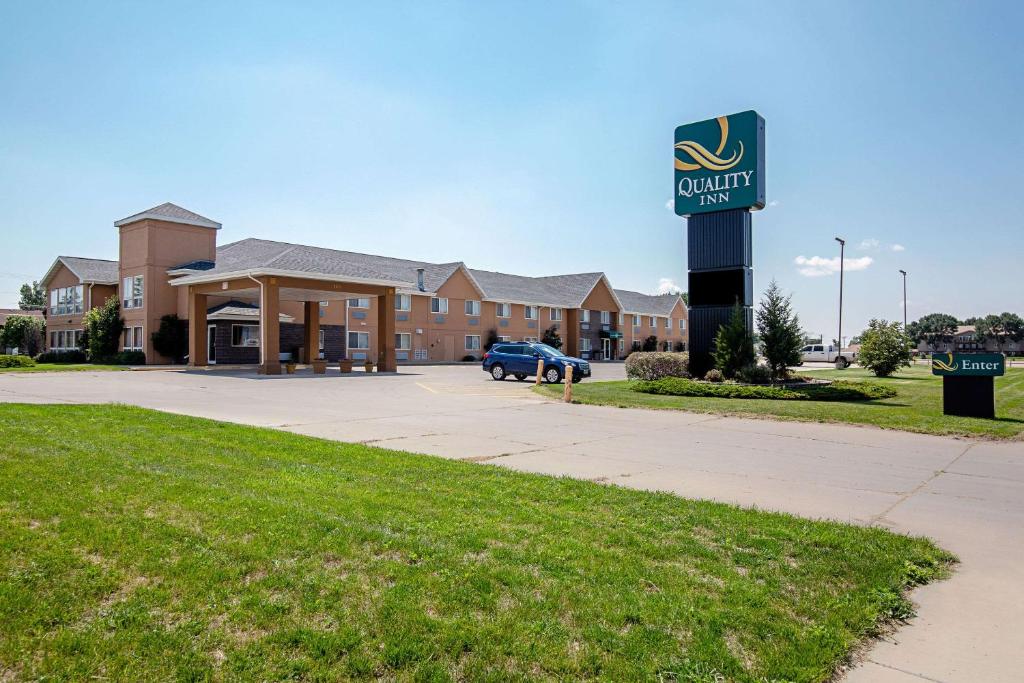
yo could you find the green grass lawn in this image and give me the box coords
[0,405,952,681]
[0,363,129,373]
[537,365,1024,439]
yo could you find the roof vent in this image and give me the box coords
[416,268,425,291]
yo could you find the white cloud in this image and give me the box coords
[657,277,682,294]
[665,198,674,211]
[768,200,779,207]
[891,243,905,252]
[794,255,874,277]
[858,238,880,250]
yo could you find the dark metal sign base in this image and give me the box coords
[942,375,995,418]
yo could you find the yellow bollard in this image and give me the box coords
[563,364,573,402]
[535,358,544,386]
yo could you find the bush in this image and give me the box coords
[704,369,723,382]
[673,341,685,352]
[0,355,35,368]
[632,377,896,402]
[641,336,659,352]
[736,363,772,384]
[713,302,755,379]
[0,315,45,356]
[35,349,87,364]
[461,354,477,362]
[151,314,188,363]
[541,325,562,350]
[624,351,689,380]
[83,297,124,361]
[111,351,146,365]
[858,319,912,377]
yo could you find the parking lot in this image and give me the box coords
[2,363,1022,682]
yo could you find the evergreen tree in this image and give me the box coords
[756,280,802,382]
[712,301,754,379]
[151,314,188,363]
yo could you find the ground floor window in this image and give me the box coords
[465,335,481,350]
[396,333,411,350]
[579,338,592,353]
[319,329,325,355]
[524,336,538,343]
[498,335,512,343]
[348,331,369,349]
[50,329,82,350]
[618,339,624,353]
[123,326,144,351]
[231,324,259,348]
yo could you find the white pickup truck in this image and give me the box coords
[799,344,856,368]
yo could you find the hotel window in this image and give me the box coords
[633,314,640,327]
[649,316,656,327]
[524,336,538,343]
[579,338,592,352]
[600,311,611,325]
[319,329,325,355]
[231,324,259,348]
[349,298,370,309]
[498,335,512,342]
[465,335,481,350]
[679,318,686,331]
[550,307,562,321]
[348,331,369,349]
[465,300,481,316]
[395,294,411,311]
[496,302,511,317]
[122,276,143,309]
[525,305,538,320]
[665,317,672,330]
[618,339,625,353]
[395,333,411,350]
[581,310,590,323]
[430,297,448,314]
[617,312,624,325]
[50,285,84,315]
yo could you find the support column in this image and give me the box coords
[303,301,320,363]
[565,308,580,357]
[188,289,207,367]
[259,278,281,375]
[377,287,396,372]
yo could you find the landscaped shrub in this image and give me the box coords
[704,369,723,382]
[112,351,146,365]
[461,354,477,362]
[35,349,86,364]
[713,301,755,378]
[859,319,912,377]
[0,355,35,368]
[624,351,689,380]
[736,363,772,384]
[632,377,896,402]
[151,314,188,363]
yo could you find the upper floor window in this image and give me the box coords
[633,314,640,327]
[525,305,538,320]
[50,285,84,315]
[649,316,656,327]
[581,310,591,323]
[496,302,511,318]
[679,318,687,331]
[665,317,672,329]
[600,311,611,325]
[465,300,481,316]
[617,312,624,325]
[550,307,563,321]
[122,276,143,309]
[431,297,448,314]
[395,333,412,350]
[349,297,370,309]
[395,294,411,311]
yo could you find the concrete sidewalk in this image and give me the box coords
[1,365,1021,682]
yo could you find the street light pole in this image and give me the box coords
[835,237,845,357]
[899,269,907,331]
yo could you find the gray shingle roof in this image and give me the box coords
[207,300,293,322]
[614,289,684,316]
[177,238,465,291]
[42,256,119,286]
[114,202,221,229]
[468,270,605,308]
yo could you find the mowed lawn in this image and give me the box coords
[0,363,129,373]
[0,405,953,681]
[537,365,1024,439]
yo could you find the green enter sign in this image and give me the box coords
[931,353,1005,377]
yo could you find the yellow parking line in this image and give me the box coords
[415,382,438,394]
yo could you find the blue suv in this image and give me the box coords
[482,342,591,383]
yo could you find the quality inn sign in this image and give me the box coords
[674,110,765,216]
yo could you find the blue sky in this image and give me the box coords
[1,1,1021,339]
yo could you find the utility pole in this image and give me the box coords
[835,237,845,358]
[898,269,908,331]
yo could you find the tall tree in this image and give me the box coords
[712,301,755,379]
[0,315,45,356]
[18,281,46,310]
[82,296,124,361]
[906,313,959,348]
[858,319,911,377]
[755,280,802,382]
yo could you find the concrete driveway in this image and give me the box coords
[1,364,1021,682]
